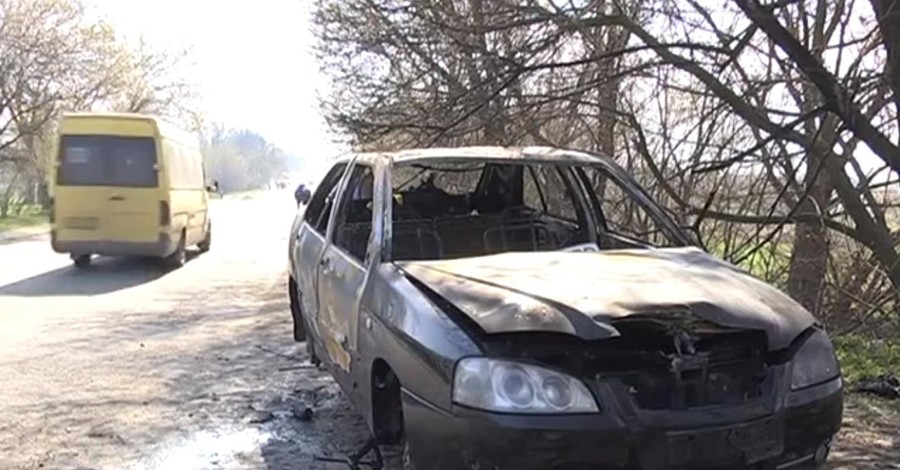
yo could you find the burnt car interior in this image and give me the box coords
[332,160,682,263]
[388,162,595,260]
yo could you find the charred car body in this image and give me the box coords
[287,147,842,470]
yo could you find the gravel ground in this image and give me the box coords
[0,190,896,470]
[830,394,900,469]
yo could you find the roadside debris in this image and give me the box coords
[856,374,900,400]
[292,403,315,422]
[315,437,384,470]
[278,364,316,372]
[255,344,295,361]
[245,405,276,424]
[86,424,126,445]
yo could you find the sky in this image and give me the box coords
[85,0,344,174]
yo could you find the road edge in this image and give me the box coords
[0,225,50,245]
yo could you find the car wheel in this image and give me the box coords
[73,255,91,269]
[307,336,321,367]
[163,232,186,269]
[383,433,419,470]
[288,277,307,342]
[198,222,212,253]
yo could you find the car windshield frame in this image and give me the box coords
[380,156,692,263]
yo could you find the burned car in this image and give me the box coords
[287,147,842,470]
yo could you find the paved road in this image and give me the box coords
[0,191,368,470]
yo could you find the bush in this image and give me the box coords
[834,334,900,385]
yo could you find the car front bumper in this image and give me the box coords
[402,376,842,470]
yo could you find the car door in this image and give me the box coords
[103,136,162,244]
[292,163,351,341]
[53,136,110,241]
[317,162,376,374]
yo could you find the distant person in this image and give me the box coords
[294,183,311,205]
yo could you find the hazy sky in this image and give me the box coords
[85,0,343,167]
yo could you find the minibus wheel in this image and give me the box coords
[198,222,212,253]
[73,255,91,269]
[163,232,187,269]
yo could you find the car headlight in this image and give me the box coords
[790,329,841,391]
[452,357,599,414]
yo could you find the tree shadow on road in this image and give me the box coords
[50,274,377,470]
[0,256,168,297]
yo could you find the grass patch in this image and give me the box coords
[706,238,792,286]
[834,334,900,385]
[0,205,48,233]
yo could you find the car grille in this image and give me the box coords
[594,330,770,410]
[476,314,773,412]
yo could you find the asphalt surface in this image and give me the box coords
[0,190,371,470]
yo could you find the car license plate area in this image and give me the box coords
[665,429,735,467]
[728,417,784,463]
[664,417,784,467]
[64,217,99,230]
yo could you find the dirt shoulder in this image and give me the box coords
[0,223,48,244]
[830,394,900,469]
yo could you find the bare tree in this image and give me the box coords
[313,0,900,324]
[0,0,197,211]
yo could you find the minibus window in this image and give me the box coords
[58,135,158,187]
[59,137,106,186]
[108,138,158,187]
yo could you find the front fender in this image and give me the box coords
[354,263,482,430]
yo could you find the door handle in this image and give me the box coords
[109,196,125,201]
[320,257,334,276]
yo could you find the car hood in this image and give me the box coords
[395,247,814,350]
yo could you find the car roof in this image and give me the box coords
[331,146,610,166]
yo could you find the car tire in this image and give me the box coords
[198,222,212,253]
[163,232,186,269]
[73,255,91,269]
[383,434,418,470]
[307,336,321,367]
[288,277,307,342]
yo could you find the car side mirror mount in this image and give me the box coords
[206,180,220,193]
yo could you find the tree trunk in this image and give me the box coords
[467,0,505,145]
[38,180,51,210]
[824,152,900,312]
[869,0,900,131]
[786,166,832,315]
